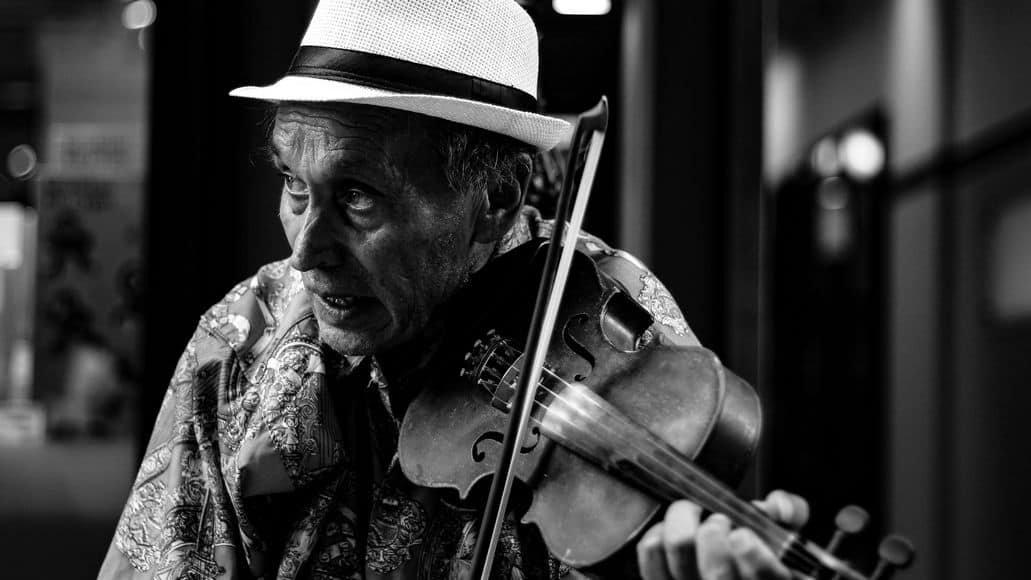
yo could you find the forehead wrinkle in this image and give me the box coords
[273,126,408,192]
[324,134,390,158]
[321,134,405,188]
[272,105,441,196]
[276,107,393,135]
[279,102,390,131]
[273,118,392,164]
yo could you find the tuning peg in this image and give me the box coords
[827,505,870,555]
[826,506,870,580]
[870,534,915,580]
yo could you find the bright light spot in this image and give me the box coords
[553,0,612,16]
[0,203,25,269]
[839,129,885,181]
[810,137,840,177]
[122,0,157,30]
[764,50,803,182]
[6,144,37,180]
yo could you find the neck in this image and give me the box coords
[374,310,452,403]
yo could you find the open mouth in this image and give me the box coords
[314,293,379,323]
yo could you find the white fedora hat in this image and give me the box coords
[230,0,571,151]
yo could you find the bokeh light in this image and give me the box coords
[122,0,157,30]
[6,144,37,180]
[810,136,840,177]
[839,129,885,181]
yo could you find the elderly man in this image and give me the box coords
[100,1,808,578]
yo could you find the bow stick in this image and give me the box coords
[469,97,610,580]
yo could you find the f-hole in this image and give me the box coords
[562,313,597,373]
[472,427,542,462]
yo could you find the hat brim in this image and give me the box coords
[229,76,571,151]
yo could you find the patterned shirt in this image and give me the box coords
[98,207,697,579]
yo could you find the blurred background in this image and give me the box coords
[0,0,1028,578]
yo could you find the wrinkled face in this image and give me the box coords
[271,103,483,355]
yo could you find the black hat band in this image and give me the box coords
[287,46,539,113]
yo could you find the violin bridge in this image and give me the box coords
[461,330,548,414]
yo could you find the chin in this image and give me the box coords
[317,324,389,356]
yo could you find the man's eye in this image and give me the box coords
[340,188,376,212]
[281,174,307,194]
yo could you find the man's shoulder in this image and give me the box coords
[196,258,308,356]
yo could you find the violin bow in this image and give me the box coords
[468,97,610,580]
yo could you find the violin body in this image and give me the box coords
[399,239,762,568]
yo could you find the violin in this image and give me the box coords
[397,99,915,579]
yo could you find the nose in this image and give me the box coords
[288,209,341,272]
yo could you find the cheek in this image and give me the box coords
[411,204,466,270]
[370,227,462,306]
[279,196,300,249]
[427,230,462,271]
[362,198,475,310]
[416,229,470,304]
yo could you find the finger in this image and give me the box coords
[728,527,791,580]
[695,513,738,580]
[661,500,703,580]
[753,490,810,529]
[638,521,674,580]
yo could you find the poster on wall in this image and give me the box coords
[32,122,144,438]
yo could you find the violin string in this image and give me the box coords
[479,344,828,575]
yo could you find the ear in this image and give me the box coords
[472,160,531,244]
